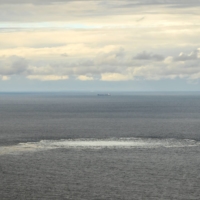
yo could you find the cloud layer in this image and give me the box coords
[1,46,200,81]
[0,0,200,88]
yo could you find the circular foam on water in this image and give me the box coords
[0,137,199,155]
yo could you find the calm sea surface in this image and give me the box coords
[0,93,200,199]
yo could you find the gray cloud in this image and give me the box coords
[134,51,165,61]
[0,0,72,5]
[31,43,66,49]
[108,0,200,9]
[94,48,129,69]
[0,0,199,5]
[0,56,28,75]
[60,53,68,57]
[1,0,199,23]
[136,17,145,22]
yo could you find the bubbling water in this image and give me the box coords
[0,137,199,155]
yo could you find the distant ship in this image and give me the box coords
[97,93,111,96]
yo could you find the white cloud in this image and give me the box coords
[27,75,68,81]
[1,75,10,81]
[77,75,94,81]
[101,73,131,81]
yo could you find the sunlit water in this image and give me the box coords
[1,93,200,199]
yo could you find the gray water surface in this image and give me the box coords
[1,93,200,199]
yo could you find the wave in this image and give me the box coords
[0,137,199,155]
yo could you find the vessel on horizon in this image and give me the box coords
[97,93,111,96]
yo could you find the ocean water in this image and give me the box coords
[0,92,200,199]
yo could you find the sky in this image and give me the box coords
[0,0,200,92]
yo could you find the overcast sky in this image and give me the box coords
[0,0,200,91]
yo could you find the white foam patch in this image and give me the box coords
[0,138,199,155]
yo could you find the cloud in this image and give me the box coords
[0,0,200,92]
[27,75,68,81]
[0,0,72,5]
[1,0,200,24]
[173,49,199,61]
[115,0,200,8]
[95,48,125,66]
[77,75,93,81]
[0,0,199,6]
[1,75,10,81]
[101,73,130,81]
[1,47,200,82]
[134,51,165,61]
[0,56,28,75]
[60,53,68,57]
[31,42,66,49]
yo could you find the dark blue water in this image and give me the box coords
[0,93,200,199]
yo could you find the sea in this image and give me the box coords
[0,92,200,200]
